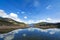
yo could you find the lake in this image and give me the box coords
[0,28,60,40]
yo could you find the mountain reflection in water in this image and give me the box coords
[0,28,60,40]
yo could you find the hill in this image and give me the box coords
[0,17,28,33]
[34,22,60,29]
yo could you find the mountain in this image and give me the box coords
[28,24,34,27]
[34,22,60,29]
[0,17,29,33]
[0,17,26,26]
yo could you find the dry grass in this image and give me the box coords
[0,26,28,34]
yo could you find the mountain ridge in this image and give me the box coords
[34,22,60,29]
[0,17,28,33]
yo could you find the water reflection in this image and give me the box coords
[0,28,60,40]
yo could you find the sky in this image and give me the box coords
[0,0,60,24]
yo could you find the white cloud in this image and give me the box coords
[24,18,60,24]
[0,10,60,24]
[46,18,52,21]
[9,13,18,18]
[21,11,25,14]
[0,10,23,22]
[39,18,60,23]
[27,20,34,24]
[24,20,34,24]
[0,10,8,18]
[8,13,23,22]
[24,16,27,19]
[23,17,60,24]
[39,18,52,22]
[24,20,39,24]
[39,19,46,22]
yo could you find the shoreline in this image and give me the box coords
[0,26,60,34]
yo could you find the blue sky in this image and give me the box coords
[0,0,60,24]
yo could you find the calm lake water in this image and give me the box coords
[0,28,60,40]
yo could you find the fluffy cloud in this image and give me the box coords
[24,20,39,24]
[25,18,60,24]
[0,10,60,24]
[21,11,25,14]
[8,13,23,22]
[27,20,35,24]
[24,16,27,19]
[24,20,34,24]
[0,10,23,22]
[39,18,60,23]
[39,18,52,22]
[9,13,18,18]
[47,18,52,21]
[0,10,8,18]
